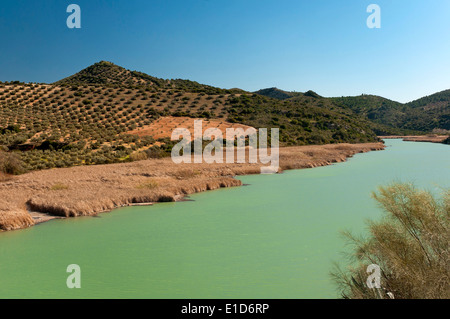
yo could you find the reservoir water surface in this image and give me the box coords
[0,139,448,298]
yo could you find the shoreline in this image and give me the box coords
[0,142,385,232]
[378,135,449,144]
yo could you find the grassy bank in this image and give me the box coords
[0,143,384,231]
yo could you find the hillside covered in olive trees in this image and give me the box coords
[0,61,404,174]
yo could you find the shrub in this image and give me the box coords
[0,151,25,174]
[332,183,449,299]
[50,183,69,190]
[145,145,170,158]
[136,179,159,189]
[443,136,450,145]
[130,151,148,162]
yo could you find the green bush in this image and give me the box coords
[332,183,449,299]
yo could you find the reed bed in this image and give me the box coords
[0,143,384,231]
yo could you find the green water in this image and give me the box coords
[0,140,448,299]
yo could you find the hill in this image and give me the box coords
[331,91,450,132]
[254,87,322,100]
[55,61,162,87]
[253,88,302,100]
[255,88,450,134]
[55,61,241,95]
[0,61,380,174]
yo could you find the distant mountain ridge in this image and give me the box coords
[254,87,321,100]
[253,88,301,100]
[255,87,450,132]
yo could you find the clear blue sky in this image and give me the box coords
[1,0,449,103]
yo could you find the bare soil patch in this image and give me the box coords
[128,116,254,140]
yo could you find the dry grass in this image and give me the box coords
[0,200,34,231]
[0,143,384,231]
[136,179,159,189]
[0,172,13,182]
